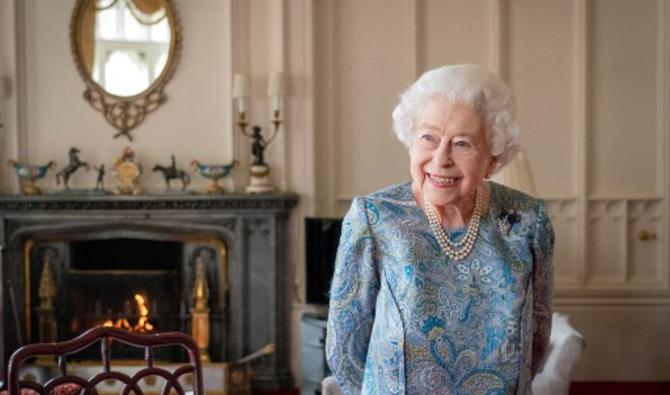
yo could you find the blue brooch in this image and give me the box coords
[498,209,521,235]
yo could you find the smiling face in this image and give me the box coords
[410,99,496,214]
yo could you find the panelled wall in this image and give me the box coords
[314,0,670,380]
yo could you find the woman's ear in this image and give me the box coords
[485,157,498,179]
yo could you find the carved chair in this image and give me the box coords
[6,326,203,395]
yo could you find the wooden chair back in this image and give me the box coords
[7,326,203,395]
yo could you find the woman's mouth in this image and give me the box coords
[426,173,460,188]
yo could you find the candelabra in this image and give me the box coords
[232,72,285,193]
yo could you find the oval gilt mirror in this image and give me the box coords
[70,0,181,140]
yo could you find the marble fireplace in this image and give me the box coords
[0,193,297,391]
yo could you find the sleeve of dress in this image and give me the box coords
[531,200,555,377]
[325,196,380,394]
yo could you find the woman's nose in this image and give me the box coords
[432,139,453,167]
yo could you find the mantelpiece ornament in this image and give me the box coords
[191,250,211,362]
[37,251,57,343]
[69,0,182,141]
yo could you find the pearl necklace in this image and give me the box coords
[423,185,483,261]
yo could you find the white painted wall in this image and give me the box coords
[1,0,668,385]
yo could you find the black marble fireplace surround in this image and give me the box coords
[0,193,298,391]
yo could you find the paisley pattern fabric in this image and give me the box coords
[326,181,554,395]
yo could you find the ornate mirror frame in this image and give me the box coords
[69,0,182,141]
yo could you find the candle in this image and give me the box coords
[233,73,249,97]
[232,73,249,114]
[267,72,285,113]
[236,97,246,114]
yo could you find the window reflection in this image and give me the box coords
[92,0,170,96]
[104,51,149,96]
[154,53,168,79]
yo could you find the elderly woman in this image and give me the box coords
[325,64,554,395]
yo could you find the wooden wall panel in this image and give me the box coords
[588,0,660,198]
[627,199,664,286]
[507,0,577,198]
[587,200,627,285]
[546,199,581,287]
[419,0,490,70]
[331,0,413,207]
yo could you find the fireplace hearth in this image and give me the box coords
[0,193,298,391]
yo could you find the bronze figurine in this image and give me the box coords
[55,147,90,190]
[153,155,190,191]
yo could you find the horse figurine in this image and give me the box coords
[152,155,190,191]
[55,147,90,190]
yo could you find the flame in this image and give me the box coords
[132,294,154,332]
[100,293,155,332]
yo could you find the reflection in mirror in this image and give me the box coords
[71,0,181,140]
[80,0,171,97]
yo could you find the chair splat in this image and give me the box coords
[6,326,204,395]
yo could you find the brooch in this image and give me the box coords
[497,209,521,235]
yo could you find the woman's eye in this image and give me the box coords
[454,140,471,148]
[421,134,435,142]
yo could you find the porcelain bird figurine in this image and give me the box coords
[191,159,238,194]
[8,159,57,195]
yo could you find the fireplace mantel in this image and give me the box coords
[0,193,298,211]
[0,193,299,391]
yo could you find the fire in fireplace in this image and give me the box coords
[101,293,155,332]
[58,238,182,338]
[24,236,226,361]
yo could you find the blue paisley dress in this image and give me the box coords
[326,181,554,395]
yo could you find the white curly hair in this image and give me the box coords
[391,64,520,174]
